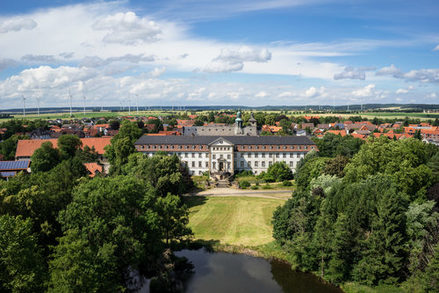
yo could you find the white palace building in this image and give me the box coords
[134,135,318,176]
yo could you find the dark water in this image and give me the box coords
[175,249,343,293]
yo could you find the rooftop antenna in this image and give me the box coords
[68,89,73,117]
[22,95,26,118]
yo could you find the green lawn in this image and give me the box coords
[184,196,285,247]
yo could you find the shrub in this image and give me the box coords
[250,185,259,190]
[239,180,251,189]
[235,170,254,178]
[282,180,292,186]
[262,183,272,190]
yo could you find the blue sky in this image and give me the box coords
[0,0,438,108]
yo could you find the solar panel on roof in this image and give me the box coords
[0,171,17,177]
[0,160,30,171]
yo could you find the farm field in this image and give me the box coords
[184,195,287,247]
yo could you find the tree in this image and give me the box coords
[109,120,120,130]
[327,213,354,284]
[58,134,82,159]
[122,153,193,196]
[49,229,120,293]
[31,141,60,173]
[421,243,439,292]
[352,187,409,285]
[265,161,293,182]
[0,134,28,160]
[155,193,192,246]
[324,155,350,177]
[0,215,46,293]
[312,133,363,158]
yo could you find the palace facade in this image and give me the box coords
[134,135,318,176]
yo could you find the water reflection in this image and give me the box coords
[175,249,342,293]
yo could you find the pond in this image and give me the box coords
[174,249,343,293]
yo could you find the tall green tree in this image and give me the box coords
[31,141,60,173]
[353,187,409,285]
[58,134,82,159]
[0,215,47,293]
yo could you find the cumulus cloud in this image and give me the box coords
[304,86,326,98]
[333,66,375,80]
[0,59,17,71]
[434,45,439,51]
[204,46,271,73]
[150,67,166,78]
[352,84,375,97]
[93,11,161,45]
[396,88,408,94]
[376,64,403,77]
[21,54,59,63]
[0,18,37,33]
[59,52,74,59]
[255,91,268,98]
[377,65,439,83]
[278,91,294,98]
[79,54,156,68]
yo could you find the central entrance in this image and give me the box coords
[219,162,224,171]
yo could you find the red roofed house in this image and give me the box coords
[84,162,103,177]
[15,137,112,160]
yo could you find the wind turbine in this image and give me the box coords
[68,89,73,117]
[135,94,139,115]
[82,92,86,115]
[36,97,40,117]
[22,95,26,118]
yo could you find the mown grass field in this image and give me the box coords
[184,196,286,247]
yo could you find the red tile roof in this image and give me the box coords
[84,162,103,177]
[16,137,112,158]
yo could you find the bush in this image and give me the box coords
[262,183,272,190]
[235,170,254,178]
[250,185,259,190]
[239,180,251,189]
[282,180,292,186]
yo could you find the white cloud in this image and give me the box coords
[80,54,156,68]
[434,44,439,51]
[333,66,372,80]
[352,84,375,97]
[376,64,402,77]
[204,46,271,73]
[0,58,17,71]
[404,69,439,83]
[278,91,294,97]
[149,67,166,78]
[93,12,161,45]
[255,91,268,98]
[304,86,326,98]
[396,88,408,94]
[0,18,37,33]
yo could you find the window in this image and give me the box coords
[269,161,273,167]
[213,162,216,169]
[220,154,223,159]
[213,154,216,159]
[227,154,231,159]
[192,153,195,158]
[262,161,265,167]
[255,153,258,158]
[269,153,272,158]
[199,153,202,158]
[283,153,286,158]
[290,153,293,158]
[248,153,251,158]
[255,161,259,167]
[248,161,251,167]
[199,161,202,167]
[185,153,188,158]
[261,153,265,158]
[240,161,244,168]
[290,161,294,167]
[192,161,195,167]
[205,162,209,167]
[262,146,266,149]
[276,153,280,158]
[277,146,280,150]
